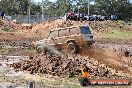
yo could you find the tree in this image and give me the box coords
[0,0,131,20]
[0,0,29,15]
[30,3,41,15]
[94,0,132,20]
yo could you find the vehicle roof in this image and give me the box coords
[65,26,77,29]
[50,28,65,31]
[50,25,89,32]
[66,25,89,28]
[79,25,89,27]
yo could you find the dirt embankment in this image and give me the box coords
[0,19,33,31]
[0,19,73,41]
[0,19,34,41]
[0,19,22,31]
[0,19,132,42]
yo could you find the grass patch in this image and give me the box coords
[1,26,11,32]
[0,48,9,53]
[101,29,132,39]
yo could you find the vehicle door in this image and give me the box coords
[47,30,59,46]
[69,27,80,40]
[57,29,70,45]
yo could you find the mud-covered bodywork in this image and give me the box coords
[32,25,94,54]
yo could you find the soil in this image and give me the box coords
[0,19,132,87]
[11,43,132,79]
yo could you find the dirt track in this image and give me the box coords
[0,19,132,87]
[10,42,132,80]
[0,37,131,80]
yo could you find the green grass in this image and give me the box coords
[101,29,132,39]
[1,26,11,32]
[0,48,9,53]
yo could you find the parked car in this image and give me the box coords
[108,15,118,20]
[111,15,117,20]
[83,15,89,20]
[88,16,96,21]
[98,16,106,21]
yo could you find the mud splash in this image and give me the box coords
[81,44,132,77]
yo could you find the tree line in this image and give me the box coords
[0,0,132,20]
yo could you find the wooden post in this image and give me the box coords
[28,80,35,88]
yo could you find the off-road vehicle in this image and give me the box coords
[32,25,94,55]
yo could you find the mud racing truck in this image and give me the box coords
[32,25,94,55]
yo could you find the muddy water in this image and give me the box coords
[80,43,132,77]
[0,55,29,66]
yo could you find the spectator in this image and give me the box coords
[79,14,83,22]
[0,11,1,17]
[1,11,5,19]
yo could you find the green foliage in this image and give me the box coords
[0,0,131,20]
[30,3,41,15]
[1,26,10,32]
[101,29,132,39]
[0,0,29,15]
[94,0,132,20]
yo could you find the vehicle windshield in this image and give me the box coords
[80,26,91,34]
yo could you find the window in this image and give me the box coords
[48,30,58,38]
[80,26,91,34]
[59,29,69,37]
[70,27,79,35]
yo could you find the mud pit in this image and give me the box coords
[11,43,132,80]
[0,19,132,87]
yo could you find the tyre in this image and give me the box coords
[67,42,79,54]
[36,46,46,55]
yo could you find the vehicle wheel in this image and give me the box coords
[67,42,79,54]
[36,46,46,55]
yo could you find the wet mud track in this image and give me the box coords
[81,43,132,78]
[0,40,32,48]
[0,55,29,66]
[0,39,131,80]
[11,42,132,80]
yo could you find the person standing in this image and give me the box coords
[79,64,91,86]
[0,11,1,18]
[1,11,5,19]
